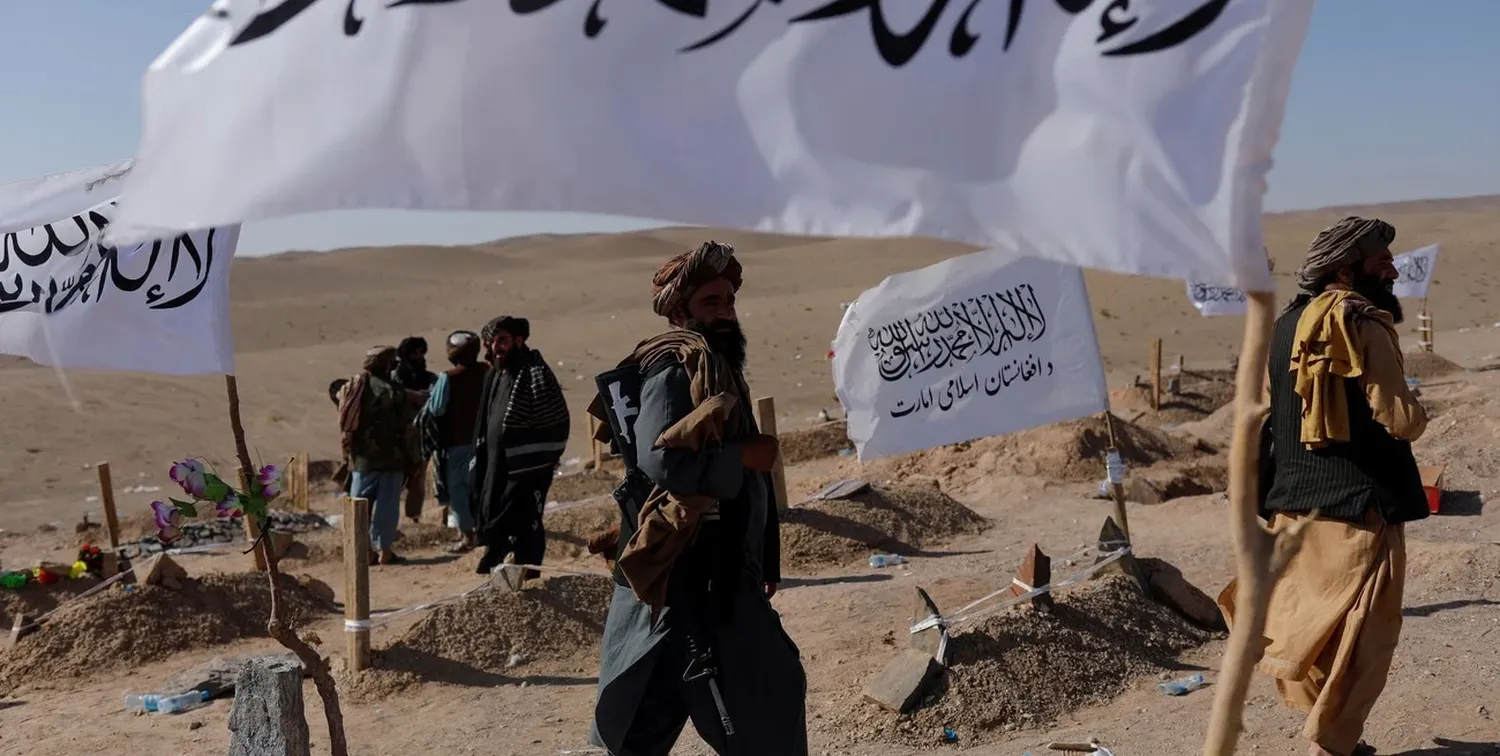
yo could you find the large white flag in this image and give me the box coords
[833,249,1108,460]
[113,1,1311,290]
[0,164,239,375]
[1392,243,1439,300]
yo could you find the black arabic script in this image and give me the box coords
[866,282,1048,383]
[221,0,1234,68]
[1189,282,1245,305]
[0,203,218,316]
[888,352,1054,419]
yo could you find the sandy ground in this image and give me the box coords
[2,195,1499,755]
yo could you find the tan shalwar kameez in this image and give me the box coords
[1220,302,1427,756]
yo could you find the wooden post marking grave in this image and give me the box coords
[96,462,121,552]
[1150,338,1163,411]
[754,396,790,513]
[342,496,372,672]
[1009,544,1054,612]
[589,416,605,471]
[1418,299,1434,353]
[1101,412,1132,542]
[240,469,268,572]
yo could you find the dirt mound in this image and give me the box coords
[0,573,335,687]
[545,499,619,563]
[348,575,612,698]
[780,481,988,572]
[1110,369,1237,425]
[1405,541,1500,602]
[781,421,853,466]
[840,575,1213,747]
[0,581,95,631]
[549,469,619,504]
[293,520,457,564]
[1414,392,1500,490]
[1406,351,1464,380]
[1172,402,1237,447]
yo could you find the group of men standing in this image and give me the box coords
[335,317,571,572]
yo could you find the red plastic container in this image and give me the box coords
[1419,464,1445,514]
[1425,486,1441,514]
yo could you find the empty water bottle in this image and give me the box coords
[868,554,906,569]
[124,694,162,713]
[1158,673,1206,696]
[158,690,211,714]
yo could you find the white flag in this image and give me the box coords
[833,249,1108,460]
[113,0,1311,290]
[0,165,239,375]
[0,161,133,235]
[1392,244,1439,300]
[1185,280,1248,317]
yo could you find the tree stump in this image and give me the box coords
[227,657,310,756]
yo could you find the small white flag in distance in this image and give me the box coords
[1392,244,1439,300]
[113,0,1311,290]
[833,249,1108,460]
[1185,243,1440,316]
[0,163,239,375]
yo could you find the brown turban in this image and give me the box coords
[1295,216,1396,293]
[650,240,743,319]
[362,345,398,374]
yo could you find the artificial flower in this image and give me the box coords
[215,492,244,520]
[257,464,283,502]
[150,500,184,544]
[168,459,208,498]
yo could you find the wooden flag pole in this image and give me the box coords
[1202,291,1314,755]
[1101,412,1131,542]
[1418,298,1433,353]
[755,396,790,513]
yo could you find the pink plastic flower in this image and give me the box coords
[150,500,183,543]
[169,459,208,498]
[257,464,282,502]
[215,493,244,520]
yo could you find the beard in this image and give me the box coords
[1353,271,1403,324]
[686,318,747,373]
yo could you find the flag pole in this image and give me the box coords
[1201,291,1313,755]
[225,374,351,756]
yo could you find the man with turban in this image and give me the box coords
[392,336,439,524]
[469,315,571,576]
[339,346,424,565]
[587,241,807,756]
[1219,217,1427,756]
[424,330,490,553]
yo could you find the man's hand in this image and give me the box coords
[764,582,778,600]
[741,434,780,472]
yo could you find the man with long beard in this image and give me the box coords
[1220,217,1428,756]
[469,316,570,576]
[587,241,807,756]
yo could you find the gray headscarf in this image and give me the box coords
[1294,216,1396,293]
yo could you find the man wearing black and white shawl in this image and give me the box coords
[470,316,571,576]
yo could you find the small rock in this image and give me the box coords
[189,721,204,731]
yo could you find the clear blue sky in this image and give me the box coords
[2,1,1496,256]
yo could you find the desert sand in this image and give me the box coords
[1,196,1498,755]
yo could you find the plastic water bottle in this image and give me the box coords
[868,554,906,569]
[158,690,211,714]
[124,694,162,713]
[1158,673,1206,696]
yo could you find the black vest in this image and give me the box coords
[1263,301,1428,524]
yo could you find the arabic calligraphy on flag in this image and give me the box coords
[834,249,1108,460]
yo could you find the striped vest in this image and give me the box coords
[1263,301,1428,524]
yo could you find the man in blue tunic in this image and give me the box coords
[588,241,808,756]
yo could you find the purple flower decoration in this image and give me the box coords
[215,493,244,520]
[169,459,208,498]
[150,500,183,544]
[257,464,282,502]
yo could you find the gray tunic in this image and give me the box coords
[589,362,807,756]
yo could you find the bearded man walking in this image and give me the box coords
[1220,217,1428,756]
[470,316,570,576]
[587,241,807,756]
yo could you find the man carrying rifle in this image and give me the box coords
[586,241,807,756]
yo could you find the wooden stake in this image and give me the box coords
[1418,299,1433,354]
[343,496,372,672]
[1150,338,1163,411]
[240,469,268,572]
[1101,412,1132,542]
[96,462,120,552]
[289,453,310,512]
[755,396,791,513]
[1202,290,1313,755]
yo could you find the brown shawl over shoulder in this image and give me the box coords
[586,329,750,614]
